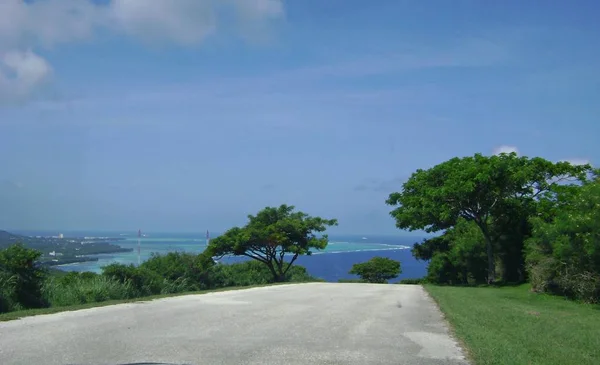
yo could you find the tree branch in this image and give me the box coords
[283,253,299,275]
[243,252,269,264]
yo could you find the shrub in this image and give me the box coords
[398,278,426,285]
[526,180,600,303]
[102,263,163,296]
[207,260,319,288]
[0,271,19,313]
[43,273,137,307]
[140,252,212,291]
[0,244,48,310]
[349,257,401,284]
[337,278,366,283]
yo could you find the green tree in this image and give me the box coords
[206,204,337,282]
[349,257,401,283]
[0,243,48,310]
[412,220,487,285]
[526,178,600,303]
[387,153,591,283]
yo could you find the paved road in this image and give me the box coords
[0,283,469,365]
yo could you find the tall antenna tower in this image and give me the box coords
[137,229,141,265]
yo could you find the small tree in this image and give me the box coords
[349,257,401,283]
[206,204,337,282]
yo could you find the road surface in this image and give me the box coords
[0,283,469,365]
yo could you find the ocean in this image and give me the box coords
[16,231,429,282]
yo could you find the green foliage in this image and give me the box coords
[101,252,216,295]
[140,251,213,288]
[526,180,600,303]
[414,220,487,285]
[207,204,337,282]
[337,278,366,283]
[209,260,320,287]
[0,239,322,315]
[208,260,273,287]
[398,278,426,285]
[388,152,592,283]
[0,270,19,312]
[349,257,401,283]
[0,243,47,312]
[102,263,164,296]
[411,235,450,261]
[43,272,137,307]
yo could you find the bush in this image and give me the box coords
[43,273,137,307]
[0,271,19,313]
[526,180,600,303]
[398,278,426,285]
[102,263,164,296]
[337,278,366,283]
[0,245,321,313]
[285,265,322,283]
[0,244,48,311]
[140,252,212,291]
[207,260,318,287]
[418,219,488,285]
[349,257,401,283]
[208,260,271,287]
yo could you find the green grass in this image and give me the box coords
[424,284,600,365]
[0,283,290,322]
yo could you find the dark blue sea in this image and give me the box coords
[13,231,428,282]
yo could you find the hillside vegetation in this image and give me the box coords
[0,245,320,315]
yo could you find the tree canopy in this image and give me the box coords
[526,178,600,302]
[349,257,401,283]
[205,204,337,282]
[387,152,592,283]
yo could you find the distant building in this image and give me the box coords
[58,233,64,239]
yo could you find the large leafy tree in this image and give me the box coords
[386,152,591,283]
[205,205,337,282]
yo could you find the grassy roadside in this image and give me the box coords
[0,283,289,322]
[424,284,600,365]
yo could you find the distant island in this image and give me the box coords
[0,230,133,267]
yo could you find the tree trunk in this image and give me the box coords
[266,262,280,283]
[476,220,496,285]
[484,234,495,284]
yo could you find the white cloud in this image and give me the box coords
[493,145,519,155]
[109,0,218,45]
[0,0,105,48]
[0,0,284,104]
[109,0,284,45]
[0,50,52,103]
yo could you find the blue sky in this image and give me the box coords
[0,0,599,235]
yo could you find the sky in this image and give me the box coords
[0,0,599,235]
